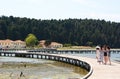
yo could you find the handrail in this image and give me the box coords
[0,51,93,79]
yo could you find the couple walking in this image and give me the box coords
[96,45,111,65]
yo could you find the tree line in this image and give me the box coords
[0,16,120,48]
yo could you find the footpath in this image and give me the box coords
[58,54,120,79]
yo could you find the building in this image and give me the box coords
[13,40,26,48]
[39,40,63,48]
[50,42,63,48]
[0,39,13,48]
[39,40,46,48]
[0,39,26,49]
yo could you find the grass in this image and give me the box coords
[57,46,95,50]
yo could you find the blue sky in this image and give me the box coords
[0,0,120,22]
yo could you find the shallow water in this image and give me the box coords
[0,57,88,79]
[70,53,120,62]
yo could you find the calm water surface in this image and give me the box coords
[0,51,119,79]
[0,57,88,79]
[70,52,120,62]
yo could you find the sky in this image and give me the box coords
[0,0,120,22]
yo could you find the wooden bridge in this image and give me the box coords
[1,48,120,54]
[0,49,120,79]
[0,51,92,79]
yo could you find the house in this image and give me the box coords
[39,40,63,48]
[50,42,63,48]
[13,40,26,48]
[0,39,13,48]
[39,40,46,48]
[0,39,26,49]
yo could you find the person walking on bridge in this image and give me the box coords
[106,45,111,65]
[96,46,103,64]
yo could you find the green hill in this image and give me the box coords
[0,16,120,48]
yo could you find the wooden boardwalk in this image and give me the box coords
[55,54,120,79]
[0,50,120,79]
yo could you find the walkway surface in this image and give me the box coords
[53,54,120,79]
[0,51,120,79]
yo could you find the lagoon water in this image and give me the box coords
[71,52,120,62]
[0,57,88,79]
[0,51,119,79]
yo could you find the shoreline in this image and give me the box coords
[57,48,120,50]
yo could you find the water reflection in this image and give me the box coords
[0,57,88,79]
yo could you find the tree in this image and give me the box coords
[86,41,93,46]
[63,44,72,47]
[0,16,120,48]
[25,34,39,47]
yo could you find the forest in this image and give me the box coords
[0,16,120,48]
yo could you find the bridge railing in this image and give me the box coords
[0,51,93,79]
[0,48,120,54]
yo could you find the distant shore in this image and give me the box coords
[57,46,120,50]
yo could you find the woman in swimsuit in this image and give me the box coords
[106,45,111,65]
